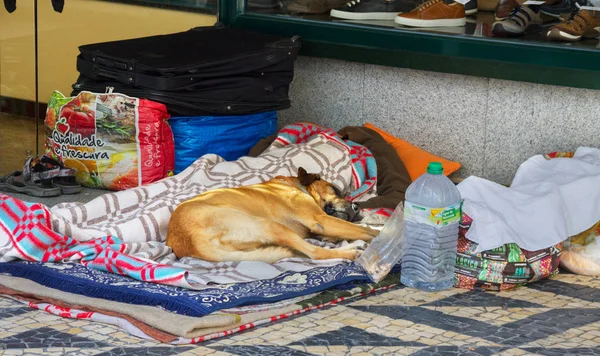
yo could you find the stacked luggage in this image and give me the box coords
[69,24,302,173]
[71,25,302,116]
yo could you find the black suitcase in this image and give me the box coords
[71,75,292,116]
[77,26,302,91]
[76,56,296,92]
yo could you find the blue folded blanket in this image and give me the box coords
[0,261,380,316]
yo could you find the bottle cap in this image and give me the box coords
[427,162,444,175]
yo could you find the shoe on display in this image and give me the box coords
[464,0,479,14]
[547,9,600,41]
[491,5,542,35]
[540,0,589,18]
[394,0,467,27]
[495,0,525,19]
[287,0,346,13]
[330,0,420,20]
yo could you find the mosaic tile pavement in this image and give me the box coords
[0,272,598,355]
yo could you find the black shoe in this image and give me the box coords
[540,0,588,17]
[330,0,420,20]
[463,0,478,15]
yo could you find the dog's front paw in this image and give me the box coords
[336,243,366,260]
[344,248,362,261]
[340,240,368,251]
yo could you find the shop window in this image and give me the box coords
[220,0,600,89]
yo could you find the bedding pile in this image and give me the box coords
[0,123,411,343]
[3,120,597,342]
[0,273,399,343]
[457,147,600,253]
[3,121,596,341]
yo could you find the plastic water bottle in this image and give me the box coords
[400,162,462,292]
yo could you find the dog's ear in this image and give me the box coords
[297,167,320,186]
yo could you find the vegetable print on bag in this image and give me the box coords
[44,90,174,191]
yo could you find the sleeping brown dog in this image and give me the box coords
[166,167,379,263]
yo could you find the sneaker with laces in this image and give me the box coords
[464,0,478,15]
[330,0,420,20]
[547,9,600,41]
[491,5,541,35]
[394,0,467,27]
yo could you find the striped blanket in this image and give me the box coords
[0,123,388,289]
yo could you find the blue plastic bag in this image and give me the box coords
[169,112,277,173]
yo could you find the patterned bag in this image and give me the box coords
[454,214,562,291]
[44,91,174,190]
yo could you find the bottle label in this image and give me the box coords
[404,201,462,227]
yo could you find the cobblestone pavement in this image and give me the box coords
[0,272,599,355]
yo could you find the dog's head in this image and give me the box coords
[297,167,361,222]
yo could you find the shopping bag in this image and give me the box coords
[44,90,174,190]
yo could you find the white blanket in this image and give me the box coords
[457,147,600,252]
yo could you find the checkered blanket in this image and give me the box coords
[0,124,386,289]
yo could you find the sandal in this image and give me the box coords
[0,155,83,197]
[0,157,62,197]
[38,156,82,195]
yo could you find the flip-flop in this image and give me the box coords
[0,170,62,197]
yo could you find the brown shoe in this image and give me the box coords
[495,0,526,20]
[287,0,345,13]
[394,0,466,27]
[547,9,600,41]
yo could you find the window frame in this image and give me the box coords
[219,0,600,90]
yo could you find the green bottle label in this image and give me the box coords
[404,201,462,226]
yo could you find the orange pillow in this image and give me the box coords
[365,123,461,181]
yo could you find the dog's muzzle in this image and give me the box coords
[327,202,361,222]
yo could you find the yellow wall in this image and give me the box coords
[0,0,216,102]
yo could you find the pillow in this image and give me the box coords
[364,123,461,181]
